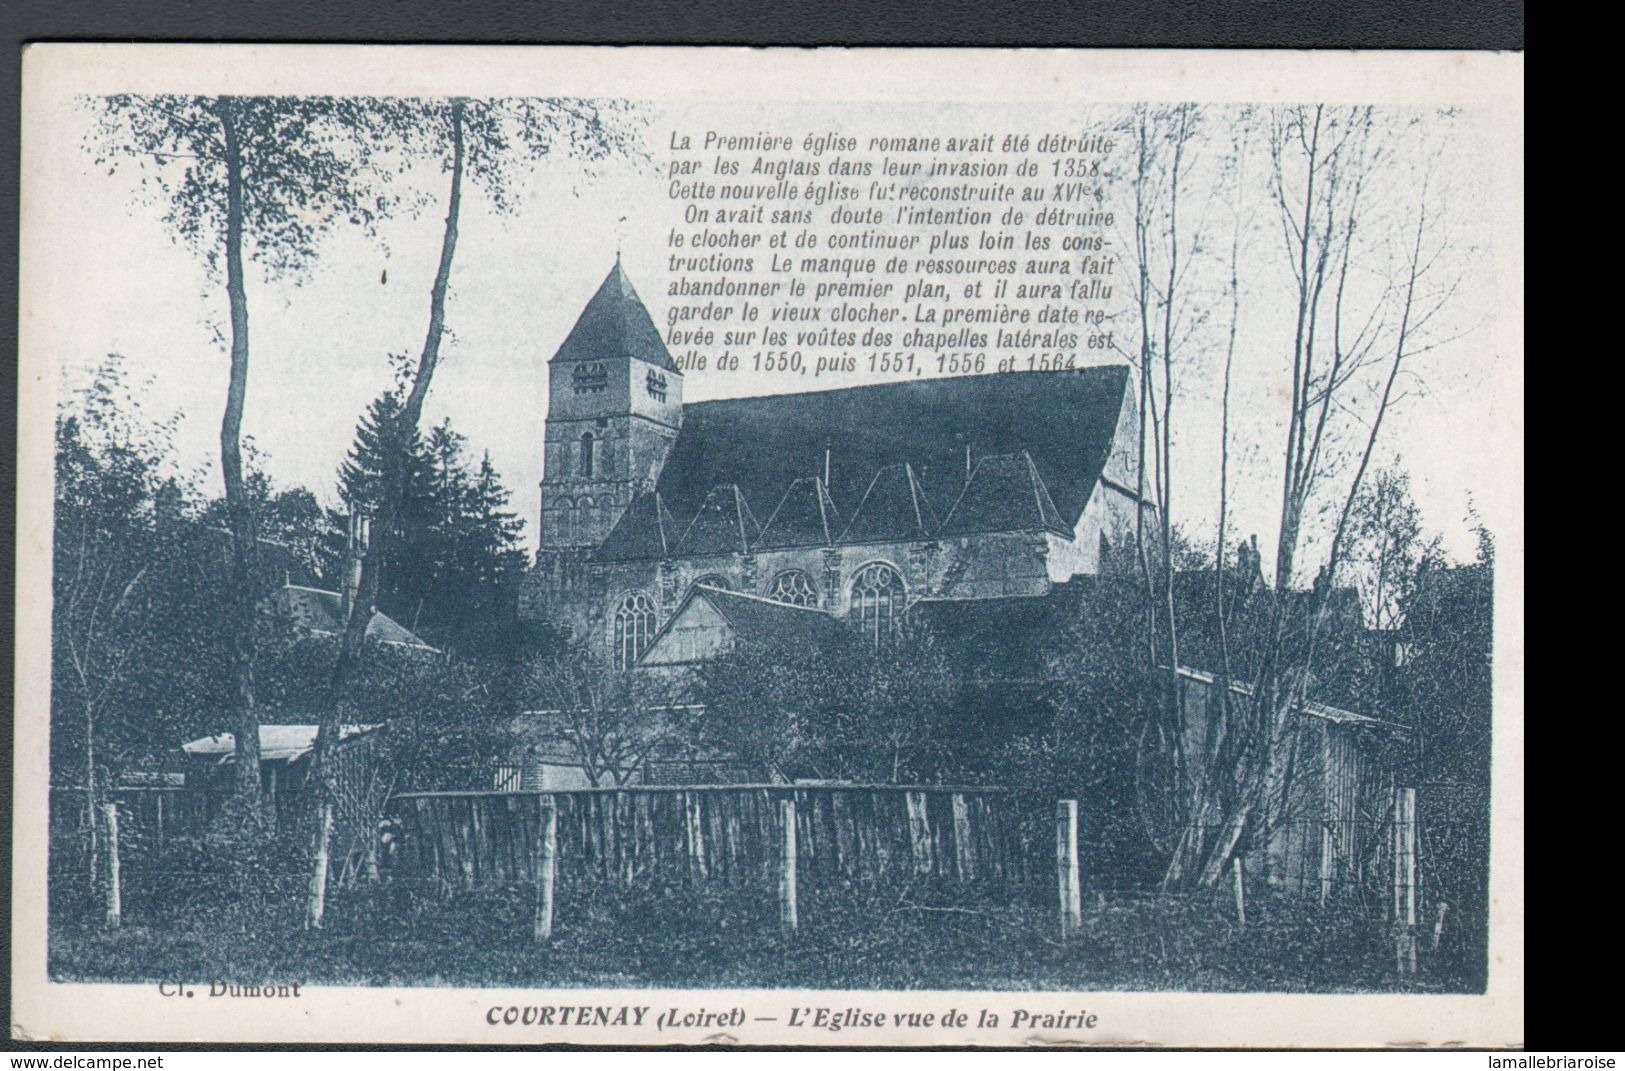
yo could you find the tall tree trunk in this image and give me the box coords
[215,96,262,810]
[84,700,99,889]
[1131,112,1158,673]
[1158,106,1187,686]
[314,99,466,794]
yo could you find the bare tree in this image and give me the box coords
[53,362,179,885]
[523,649,684,786]
[1164,115,1259,888]
[1167,105,1467,889]
[1117,103,1234,864]
[1345,464,1432,632]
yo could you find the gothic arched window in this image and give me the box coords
[766,569,818,607]
[851,562,905,646]
[612,592,658,670]
[579,432,595,478]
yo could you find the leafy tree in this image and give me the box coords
[198,471,338,589]
[89,94,395,809]
[439,448,529,657]
[335,386,432,523]
[1395,539,1493,785]
[329,385,435,623]
[1343,463,1436,632]
[315,95,646,830]
[52,358,224,886]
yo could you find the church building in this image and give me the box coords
[518,259,1147,668]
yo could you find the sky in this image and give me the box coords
[27,91,1521,581]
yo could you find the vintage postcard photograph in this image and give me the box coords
[12,45,1523,1047]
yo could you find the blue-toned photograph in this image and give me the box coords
[35,81,1504,1003]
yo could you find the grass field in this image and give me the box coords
[49,877,1482,993]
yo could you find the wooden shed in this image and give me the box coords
[180,723,383,833]
[1172,666,1409,901]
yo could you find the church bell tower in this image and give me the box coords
[539,257,684,550]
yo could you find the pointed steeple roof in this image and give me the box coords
[939,451,1070,537]
[675,484,763,557]
[549,259,679,372]
[755,477,843,551]
[838,463,937,545]
[592,491,681,562]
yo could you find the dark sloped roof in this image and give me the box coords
[675,485,762,557]
[653,366,1130,527]
[594,491,681,562]
[939,451,1070,537]
[838,463,936,545]
[549,259,679,372]
[675,585,847,655]
[275,585,438,651]
[755,477,843,550]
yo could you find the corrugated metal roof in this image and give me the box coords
[1172,666,1400,730]
[181,723,381,764]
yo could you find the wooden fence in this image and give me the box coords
[383,784,1029,894]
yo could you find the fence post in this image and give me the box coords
[103,803,121,930]
[684,791,708,882]
[951,793,975,881]
[905,791,932,874]
[1232,855,1247,928]
[1393,786,1418,976]
[1319,823,1334,906]
[305,802,334,931]
[779,796,799,932]
[534,799,558,943]
[1056,799,1081,940]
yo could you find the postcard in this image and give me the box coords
[12,44,1523,1046]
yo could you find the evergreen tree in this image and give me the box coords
[415,423,528,657]
[458,450,529,655]
[330,387,436,628]
[330,397,527,656]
